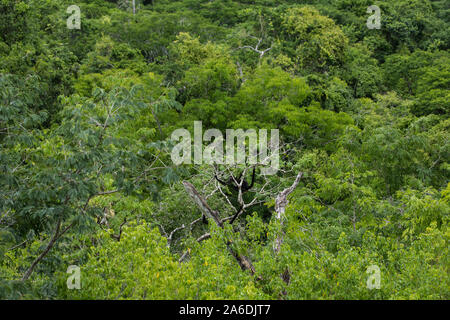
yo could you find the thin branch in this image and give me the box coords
[7,240,27,252]
[111,218,127,241]
[167,223,185,247]
[22,218,73,281]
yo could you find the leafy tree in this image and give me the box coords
[279,6,349,72]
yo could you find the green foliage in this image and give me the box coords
[57,222,266,299]
[1,0,448,300]
[280,6,349,72]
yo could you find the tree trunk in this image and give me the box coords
[182,181,256,275]
[274,172,303,254]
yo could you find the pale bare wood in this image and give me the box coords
[274,172,303,254]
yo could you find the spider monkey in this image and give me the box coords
[215,167,256,223]
[215,167,256,193]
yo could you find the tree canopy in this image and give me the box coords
[0,0,448,300]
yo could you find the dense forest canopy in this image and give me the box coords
[0,0,448,299]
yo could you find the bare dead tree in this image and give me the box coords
[180,153,302,273]
[236,16,272,62]
[165,136,306,284]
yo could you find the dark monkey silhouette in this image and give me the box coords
[215,167,256,193]
[215,167,256,223]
